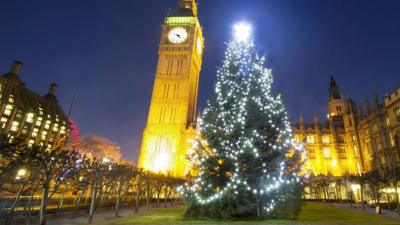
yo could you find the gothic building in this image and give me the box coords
[294,76,400,177]
[137,0,204,177]
[0,61,70,149]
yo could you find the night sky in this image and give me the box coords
[1,0,399,162]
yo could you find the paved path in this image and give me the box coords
[16,206,163,225]
[329,202,400,221]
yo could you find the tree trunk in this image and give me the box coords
[146,177,151,209]
[115,180,123,217]
[99,183,112,209]
[323,186,328,202]
[56,183,69,215]
[156,182,161,208]
[88,171,99,224]
[170,188,174,206]
[350,190,353,209]
[5,182,26,225]
[39,177,51,225]
[360,183,366,211]
[386,192,392,211]
[256,197,261,218]
[375,186,380,206]
[135,177,140,214]
[164,186,169,208]
[26,179,41,225]
[122,181,131,208]
[71,185,86,218]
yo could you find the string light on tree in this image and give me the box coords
[182,21,305,219]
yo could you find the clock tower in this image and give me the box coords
[137,0,204,177]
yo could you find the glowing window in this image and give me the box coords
[52,124,59,132]
[322,135,330,144]
[8,95,14,103]
[28,139,35,147]
[4,104,13,116]
[44,120,51,129]
[307,135,315,144]
[41,131,48,140]
[0,117,7,129]
[32,128,39,137]
[26,113,34,123]
[10,121,19,132]
[323,148,331,158]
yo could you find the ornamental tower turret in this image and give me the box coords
[137,0,204,177]
[328,75,345,117]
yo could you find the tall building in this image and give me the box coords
[294,76,400,177]
[0,61,70,148]
[384,87,400,162]
[138,0,204,177]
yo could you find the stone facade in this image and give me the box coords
[0,61,70,149]
[294,76,400,177]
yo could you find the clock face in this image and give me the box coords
[197,37,202,55]
[168,27,188,44]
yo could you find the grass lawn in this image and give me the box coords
[110,202,400,225]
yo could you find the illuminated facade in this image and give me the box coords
[138,0,204,177]
[294,76,400,176]
[0,61,70,148]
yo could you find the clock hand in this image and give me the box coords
[176,34,181,38]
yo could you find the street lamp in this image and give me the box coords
[15,168,27,180]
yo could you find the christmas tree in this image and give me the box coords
[183,23,304,219]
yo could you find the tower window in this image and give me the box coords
[323,148,331,158]
[396,108,400,122]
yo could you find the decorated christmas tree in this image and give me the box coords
[183,23,304,219]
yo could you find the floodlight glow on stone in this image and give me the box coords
[233,22,252,42]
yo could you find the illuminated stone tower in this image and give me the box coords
[138,0,204,177]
